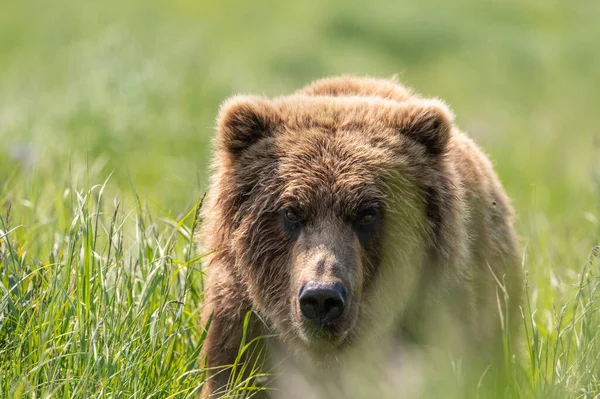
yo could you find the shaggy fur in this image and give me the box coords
[197,75,522,398]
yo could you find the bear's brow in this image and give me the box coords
[278,183,384,216]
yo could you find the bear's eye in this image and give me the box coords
[281,206,304,238]
[357,208,378,225]
[283,207,302,223]
[353,206,381,243]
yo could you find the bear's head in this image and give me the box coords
[205,86,457,354]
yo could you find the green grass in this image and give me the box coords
[1,174,208,397]
[1,0,599,397]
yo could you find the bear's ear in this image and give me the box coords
[217,95,280,154]
[395,99,454,155]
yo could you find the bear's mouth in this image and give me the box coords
[298,322,351,349]
[294,302,358,350]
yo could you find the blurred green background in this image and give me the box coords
[1,0,599,319]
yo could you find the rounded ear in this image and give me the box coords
[395,99,454,155]
[217,95,280,154]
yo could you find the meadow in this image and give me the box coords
[0,0,599,397]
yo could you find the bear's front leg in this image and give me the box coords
[200,308,244,397]
[200,270,269,398]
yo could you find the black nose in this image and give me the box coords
[299,281,346,324]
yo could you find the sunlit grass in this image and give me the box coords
[0,172,208,398]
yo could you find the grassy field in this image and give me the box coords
[1,0,599,397]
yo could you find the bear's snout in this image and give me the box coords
[298,280,347,325]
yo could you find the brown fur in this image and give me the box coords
[198,75,522,398]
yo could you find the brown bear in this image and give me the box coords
[198,75,523,398]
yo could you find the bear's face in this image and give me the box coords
[275,130,388,348]
[211,95,453,352]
